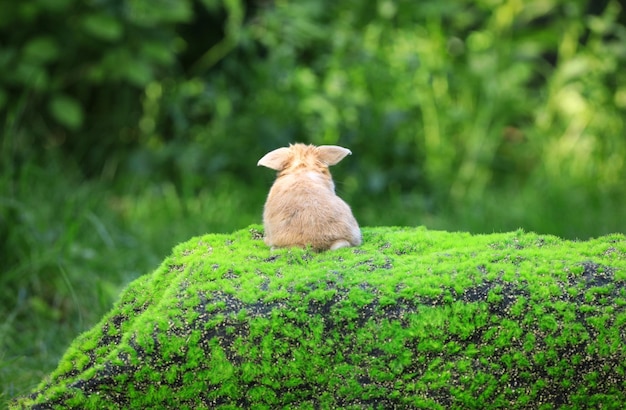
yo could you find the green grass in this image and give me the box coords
[9,225,626,408]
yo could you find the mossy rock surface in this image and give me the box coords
[12,226,626,409]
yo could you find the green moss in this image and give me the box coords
[11,225,626,408]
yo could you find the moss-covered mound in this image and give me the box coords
[12,226,626,409]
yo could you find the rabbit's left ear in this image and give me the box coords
[258,147,291,170]
[317,145,352,166]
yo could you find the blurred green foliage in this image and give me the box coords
[3,0,625,228]
[1,0,626,405]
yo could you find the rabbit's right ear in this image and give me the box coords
[257,147,291,170]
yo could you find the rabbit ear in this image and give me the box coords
[317,145,352,166]
[258,147,291,170]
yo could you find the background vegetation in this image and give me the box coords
[1,0,625,404]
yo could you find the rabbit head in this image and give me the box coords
[258,143,349,188]
[258,143,362,251]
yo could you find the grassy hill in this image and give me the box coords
[12,225,626,409]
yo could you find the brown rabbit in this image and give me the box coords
[258,143,362,251]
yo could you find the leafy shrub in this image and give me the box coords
[2,0,625,236]
[139,0,626,234]
[0,0,192,174]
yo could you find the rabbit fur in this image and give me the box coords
[258,143,362,251]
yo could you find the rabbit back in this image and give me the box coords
[263,171,361,251]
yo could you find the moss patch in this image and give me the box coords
[12,226,626,409]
